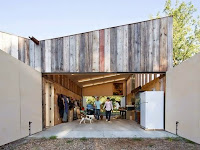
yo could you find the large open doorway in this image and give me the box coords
[37,72,173,138]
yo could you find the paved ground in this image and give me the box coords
[31,119,176,138]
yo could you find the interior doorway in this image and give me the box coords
[45,81,55,127]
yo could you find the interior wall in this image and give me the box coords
[44,78,82,125]
[166,53,200,144]
[0,50,42,146]
[82,81,126,96]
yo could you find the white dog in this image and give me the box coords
[79,114,95,124]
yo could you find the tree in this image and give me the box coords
[153,0,200,66]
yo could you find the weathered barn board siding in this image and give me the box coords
[110,27,117,72]
[44,40,51,72]
[29,40,35,68]
[99,29,105,72]
[123,25,129,72]
[104,29,110,72]
[92,31,100,72]
[0,17,173,73]
[159,17,168,72]
[63,36,70,72]
[69,35,76,72]
[167,17,173,69]
[153,19,160,72]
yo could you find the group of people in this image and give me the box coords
[94,97,113,122]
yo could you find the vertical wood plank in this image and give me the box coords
[45,40,51,72]
[75,34,80,72]
[110,27,117,72]
[153,19,160,72]
[160,17,168,72]
[141,22,148,72]
[63,36,70,72]
[104,29,110,72]
[92,31,99,72]
[88,32,93,72]
[167,16,173,69]
[69,35,76,72]
[134,23,141,72]
[51,39,56,72]
[128,25,132,72]
[18,37,25,62]
[84,33,89,72]
[117,26,124,72]
[29,40,35,68]
[24,39,30,65]
[79,34,85,72]
[57,37,63,71]
[34,43,42,72]
[99,29,105,72]
[11,35,18,59]
[40,40,45,72]
[124,25,129,72]
[147,20,153,72]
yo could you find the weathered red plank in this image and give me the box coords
[99,29,105,72]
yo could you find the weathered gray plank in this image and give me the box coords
[75,34,80,72]
[110,27,117,72]
[18,37,25,62]
[117,26,124,72]
[63,36,70,72]
[57,37,63,71]
[134,23,141,72]
[79,34,85,72]
[92,31,99,72]
[29,40,35,68]
[45,40,51,72]
[84,33,89,72]
[69,35,76,72]
[147,20,153,72]
[34,43,41,72]
[24,39,30,65]
[167,16,173,69]
[40,40,45,72]
[11,35,18,59]
[152,19,160,72]
[104,29,110,72]
[141,22,148,72]
[160,17,168,72]
[128,25,132,72]
[88,32,93,72]
[51,39,56,72]
[123,25,129,72]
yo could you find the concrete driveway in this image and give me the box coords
[30,119,176,138]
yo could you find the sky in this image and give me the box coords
[0,0,199,40]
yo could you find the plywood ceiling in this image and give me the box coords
[45,73,133,87]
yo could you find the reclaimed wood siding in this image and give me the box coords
[0,17,173,73]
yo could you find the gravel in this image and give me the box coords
[1,138,200,150]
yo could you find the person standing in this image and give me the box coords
[103,97,113,122]
[94,96,101,120]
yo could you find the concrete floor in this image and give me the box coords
[31,119,176,139]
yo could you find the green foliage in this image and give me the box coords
[153,0,200,66]
[166,137,182,142]
[49,136,57,139]
[80,137,88,141]
[66,140,73,143]
[132,138,143,141]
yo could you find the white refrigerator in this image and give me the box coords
[140,91,164,130]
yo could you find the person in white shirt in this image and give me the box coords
[103,97,113,122]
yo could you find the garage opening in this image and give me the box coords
[37,73,174,138]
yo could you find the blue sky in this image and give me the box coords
[0,0,199,40]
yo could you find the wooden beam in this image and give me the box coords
[29,36,39,45]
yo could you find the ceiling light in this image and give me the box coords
[114,78,126,81]
[104,80,114,83]
[78,79,91,82]
[83,84,93,87]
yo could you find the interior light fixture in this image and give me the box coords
[78,74,120,83]
[82,77,126,88]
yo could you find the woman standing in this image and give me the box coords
[103,97,113,122]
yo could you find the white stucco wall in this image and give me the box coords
[0,50,42,146]
[166,53,200,144]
